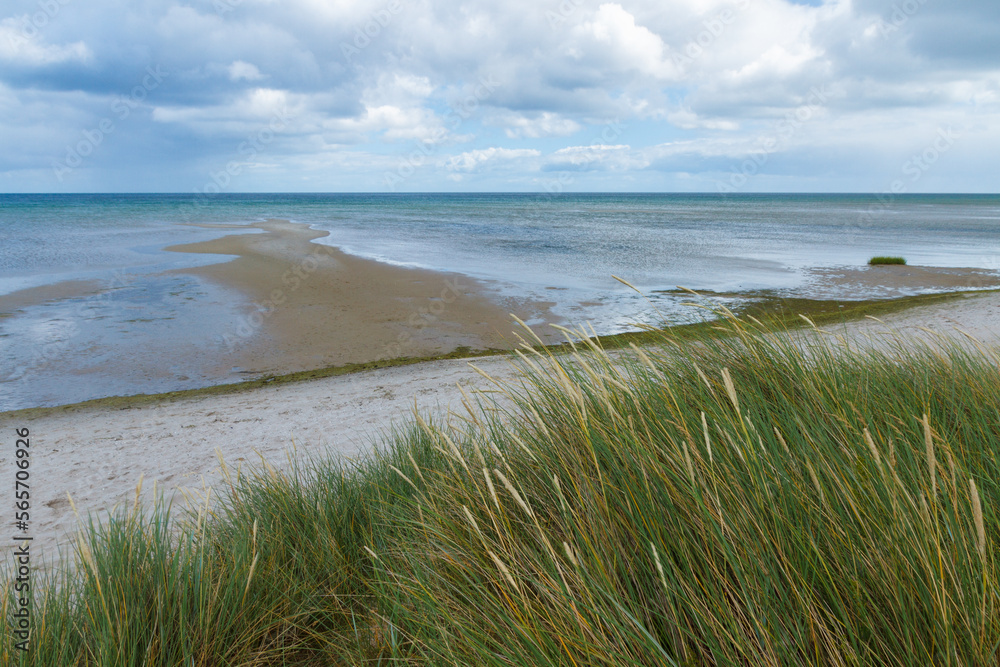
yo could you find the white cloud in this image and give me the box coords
[492,111,582,138]
[547,143,641,171]
[725,42,822,85]
[228,60,265,82]
[0,19,91,66]
[2,0,1000,191]
[446,147,540,171]
[667,109,739,130]
[572,3,681,81]
[362,73,435,106]
[152,88,297,132]
[362,104,443,142]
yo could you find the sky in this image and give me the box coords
[0,0,997,193]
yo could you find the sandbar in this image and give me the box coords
[165,219,559,378]
[0,279,105,316]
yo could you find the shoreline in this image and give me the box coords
[3,214,999,411]
[4,222,1000,560]
[3,287,1000,561]
[0,219,564,412]
[2,285,998,422]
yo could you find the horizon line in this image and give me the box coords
[3,191,999,196]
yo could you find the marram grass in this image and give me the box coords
[4,311,1000,665]
[868,256,907,265]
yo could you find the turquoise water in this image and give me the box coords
[2,193,999,408]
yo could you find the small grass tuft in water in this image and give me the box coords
[869,255,907,265]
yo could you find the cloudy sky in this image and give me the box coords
[1,0,997,192]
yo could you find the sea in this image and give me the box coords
[2,193,999,410]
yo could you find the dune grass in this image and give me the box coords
[4,312,1000,665]
[869,256,907,265]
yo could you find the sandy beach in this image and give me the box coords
[2,286,999,563]
[2,353,525,564]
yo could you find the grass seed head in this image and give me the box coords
[488,549,518,590]
[774,427,790,455]
[563,541,578,568]
[462,505,483,540]
[484,468,501,512]
[923,414,936,497]
[971,479,986,560]
[495,469,533,518]
[651,542,668,594]
[702,411,713,463]
[863,427,881,467]
[721,367,740,415]
[244,552,260,598]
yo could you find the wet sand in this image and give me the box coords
[0,279,105,316]
[166,219,559,376]
[802,264,1000,298]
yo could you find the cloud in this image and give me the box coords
[446,147,541,172]
[152,88,296,129]
[227,60,265,82]
[0,0,997,192]
[0,18,91,66]
[667,109,739,131]
[491,111,583,138]
[545,144,640,171]
[572,3,681,81]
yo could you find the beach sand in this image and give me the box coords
[165,219,559,377]
[2,353,527,564]
[0,279,106,316]
[802,264,1000,298]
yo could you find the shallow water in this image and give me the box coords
[2,193,999,409]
